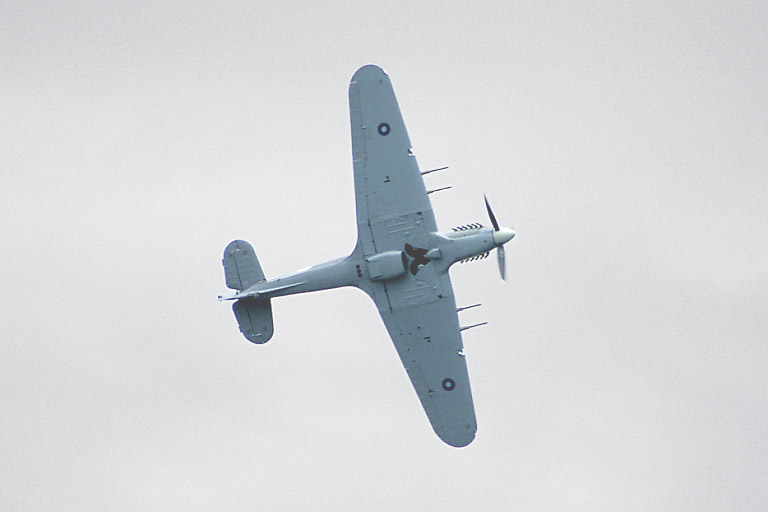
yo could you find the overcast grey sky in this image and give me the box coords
[2,1,767,510]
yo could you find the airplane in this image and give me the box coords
[218,64,515,447]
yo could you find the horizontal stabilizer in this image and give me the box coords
[233,297,274,344]
[223,240,265,290]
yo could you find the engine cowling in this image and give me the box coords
[366,250,408,281]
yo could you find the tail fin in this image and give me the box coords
[222,240,274,344]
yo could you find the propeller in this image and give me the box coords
[498,245,506,281]
[484,195,515,281]
[484,195,500,231]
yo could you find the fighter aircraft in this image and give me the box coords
[218,64,515,447]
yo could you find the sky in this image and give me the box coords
[2,1,767,510]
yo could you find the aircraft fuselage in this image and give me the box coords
[220,226,512,302]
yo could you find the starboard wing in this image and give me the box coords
[349,64,438,256]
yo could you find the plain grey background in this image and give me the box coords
[2,1,766,510]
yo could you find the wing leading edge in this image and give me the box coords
[349,65,477,447]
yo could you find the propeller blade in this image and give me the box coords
[484,195,500,231]
[498,245,506,281]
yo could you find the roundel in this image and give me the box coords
[442,378,456,391]
[377,122,391,136]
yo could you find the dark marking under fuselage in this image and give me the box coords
[404,243,430,276]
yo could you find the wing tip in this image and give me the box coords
[436,424,477,448]
[351,64,387,83]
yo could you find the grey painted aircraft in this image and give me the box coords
[219,65,515,447]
